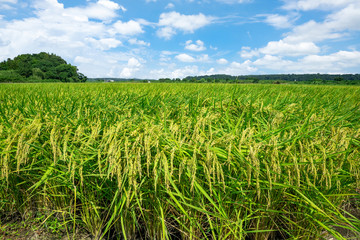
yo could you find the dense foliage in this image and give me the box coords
[180,74,360,84]
[0,52,87,83]
[89,74,360,85]
[0,83,359,239]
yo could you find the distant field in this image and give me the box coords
[1,83,359,239]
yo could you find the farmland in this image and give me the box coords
[0,83,360,239]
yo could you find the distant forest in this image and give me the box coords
[90,74,360,85]
[92,74,360,85]
[159,74,360,84]
[0,52,87,83]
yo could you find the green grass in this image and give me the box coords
[0,83,360,239]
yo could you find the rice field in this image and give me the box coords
[0,83,360,239]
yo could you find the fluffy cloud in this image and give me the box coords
[175,53,210,63]
[0,0,148,78]
[260,40,320,56]
[170,65,200,78]
[283,4,360,44]
[38,0,127,21]
[128,38,150,46]
[98,0,125,10]
[240,0,360,72]
[158,51,176,63]
[159,65,217,79]
[326,4,360,31]
[120,57,142,77]
[240,40,320,58]
[223,60,257,75]
[73,52,135,78]
[282,0,359,11]
[175,53,196,62]
[156,26,176,39]
[120,68,133,77]
[159,12,213,32]
[74,56,93,64]
[128,57,141,67]
[270,1,359,52]
[215,0,252,4]
[112,20,144,35]
[149,66,202,79]
[185,40,206,51]
[252,51,360,73]
[216,58,228,64]
[157,11,214,39]
[0,0,17,10]
[283,21,342,43]
[198,54,209,62]
[86,38,122,50]
[299,50,360,72]
[240,46,259,58]
[253,55,294,71]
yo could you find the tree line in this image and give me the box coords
[0,52,87,83]
[159,74,360,84]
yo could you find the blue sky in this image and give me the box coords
[0,0,360,78]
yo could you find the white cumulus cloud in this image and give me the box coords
[170,65,199,79]
[97,0,124,10]
[128,38,150,46]
[215,0,252,4]
[222,60,257,75]
[86,37,122,50]
[157,11,214,39]
[0,0,148,78]
[59,0,126,21]
[120,57,142,77]
[120,67,133,77]
[149,66,202,79]
[128,57,141,67]
[217,58,228,64]
[282,0,359,11]
[112,20,144,35]
[252,50,360,73]
[175,53,196,62]
[185,40,206,51]
[259,40,320,56]
[156,26,176,40]
[283,3,360,44]
[74,56,93,64]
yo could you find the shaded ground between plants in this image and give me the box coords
[1,204,359,240]
[0,212,93,240]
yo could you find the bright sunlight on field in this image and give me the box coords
[1,83,359,239]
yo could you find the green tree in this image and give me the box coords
[78,73,88,82]
[0,70,23,82]
[0,52,87,82]
[15,54,33,77]
[32,68,45,79]
[334,77,344,82]
[55,64,79,82]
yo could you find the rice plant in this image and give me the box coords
[0,83,359,239]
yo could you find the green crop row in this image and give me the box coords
[0,83,359,239]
